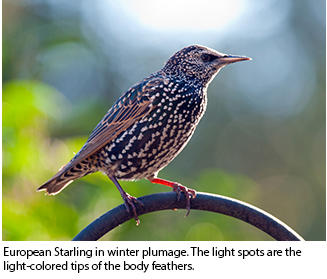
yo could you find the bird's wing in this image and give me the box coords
[66,77,162,169]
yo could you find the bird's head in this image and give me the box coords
[162,45,251,85]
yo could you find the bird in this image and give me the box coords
[38,45,251,224]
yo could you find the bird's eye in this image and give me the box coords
[201,53,218,63]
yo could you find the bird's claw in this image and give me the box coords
[122,193,144,225]
[172,184,197,216]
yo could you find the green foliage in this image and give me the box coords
[3,81,77,240]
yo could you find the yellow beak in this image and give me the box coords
[219,55,252,64]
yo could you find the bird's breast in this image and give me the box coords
[99,82,207,179]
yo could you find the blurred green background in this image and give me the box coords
[2,0,325,240]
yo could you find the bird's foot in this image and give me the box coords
[122,193,144,226]
[172,183,197,216]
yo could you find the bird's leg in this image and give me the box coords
[108,175,143,225]
[149,178,196,216]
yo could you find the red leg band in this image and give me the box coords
[150,178,176,188]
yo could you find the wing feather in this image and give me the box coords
[64,77,162,170]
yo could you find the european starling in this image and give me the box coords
[38,45,250,223]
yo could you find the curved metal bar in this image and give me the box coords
[72,191,304,241]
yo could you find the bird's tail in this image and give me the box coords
[37,162,90,195]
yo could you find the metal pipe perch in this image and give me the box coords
[73,191,304,241]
